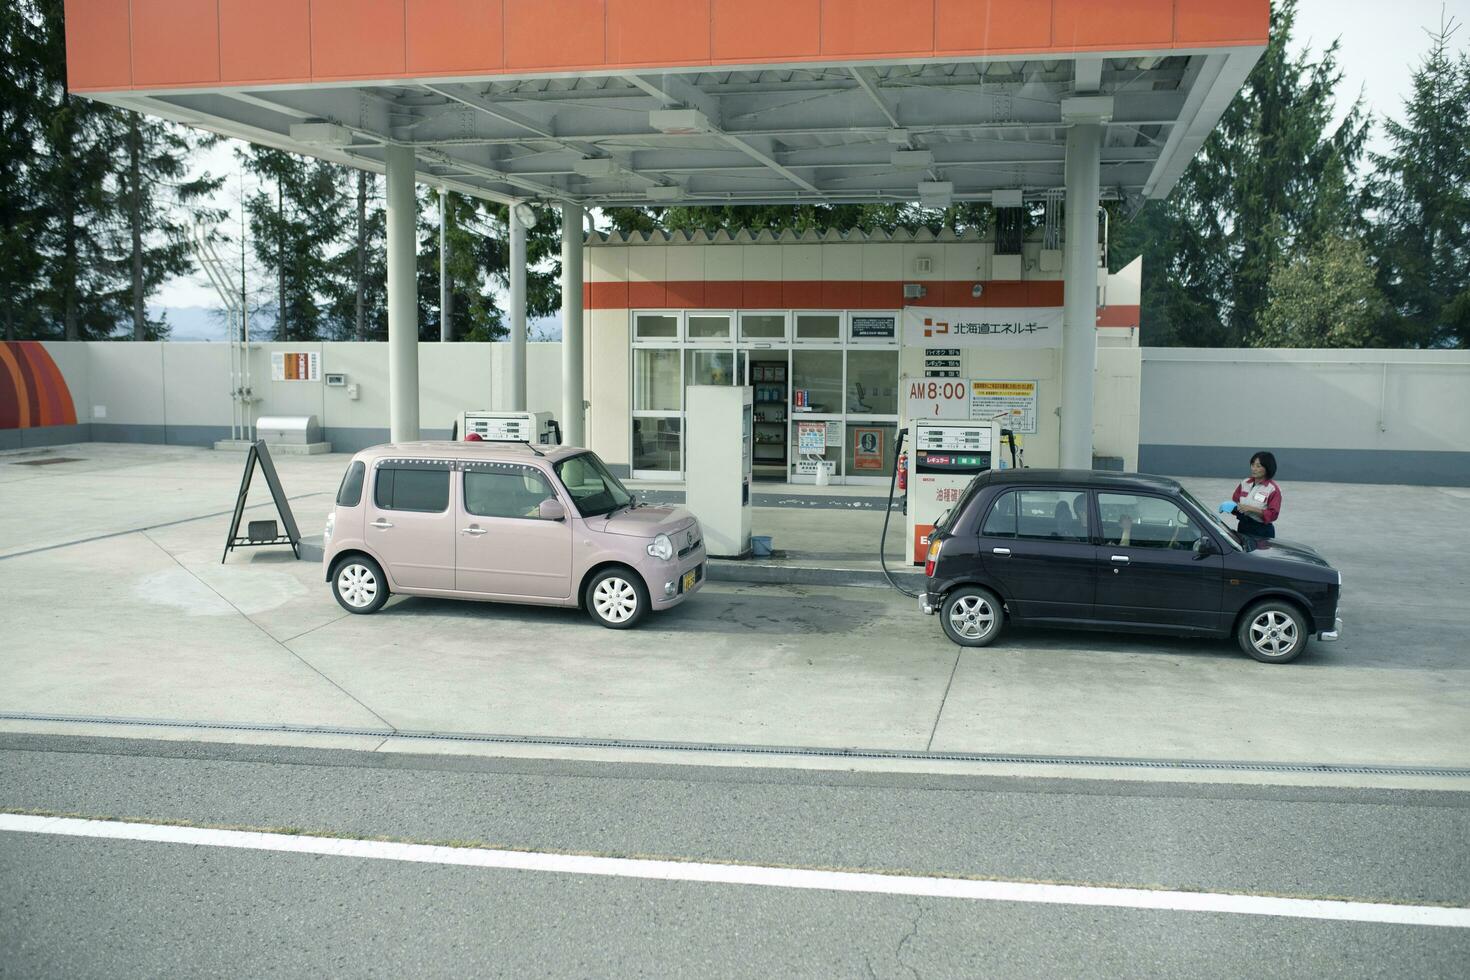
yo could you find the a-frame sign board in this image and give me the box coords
[222,440,303,562]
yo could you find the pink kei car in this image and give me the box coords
[322,442,706,628]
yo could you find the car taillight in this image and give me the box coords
[925,539,942,577]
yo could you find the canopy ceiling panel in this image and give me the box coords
[65,0,1268,208]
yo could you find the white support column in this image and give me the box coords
[1060,102,1108,470]
[560,202,585,446]
[508,202,528,412]
[439,188,451,343]
[385,144,420,442]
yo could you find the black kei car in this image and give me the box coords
[920,470,1342,663]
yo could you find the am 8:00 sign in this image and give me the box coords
[905,379,969,420]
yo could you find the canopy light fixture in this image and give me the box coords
[890,149,934,169]
[289,122,352,146]
[918,180,953,208]
[573,157,619,177]
[513,202,538,229]
[645,185,685,202]
[650,108,714,135]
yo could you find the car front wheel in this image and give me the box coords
[1238,600,1307,663]
[332,555,389,614]
[586,568,649,629]
[940,586,1003,647]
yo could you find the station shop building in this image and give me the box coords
[580,227,1142,482]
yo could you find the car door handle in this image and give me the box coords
[461,526,488,536]
[1110,555,1130,563]
[992,547,1011,556]
[370,519,394,529]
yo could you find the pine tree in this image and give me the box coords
[1110,0,1369,346]
[0,2,46,341]
[30,0,127,340]
[1366,14,1470,348]
[324,168,386,341]
[240,146,350,342]
[115,112,226,340]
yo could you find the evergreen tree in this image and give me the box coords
[240,146,350,342]
[323,168,386,341]
[0,2,47,341]
[115,112,226,340]
[1111,0,1368,346]
[30,0,127,340]
[1366,15,1470,348]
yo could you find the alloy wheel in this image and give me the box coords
[1249,609,1299,658]
[948,594,995,640]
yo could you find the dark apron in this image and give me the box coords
[1237,513,1276,539]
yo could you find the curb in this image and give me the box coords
[707,560,925,590]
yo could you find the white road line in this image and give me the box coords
[4,813,1467,929]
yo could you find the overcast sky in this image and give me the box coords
[154,0,1464,311]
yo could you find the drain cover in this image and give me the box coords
[11,457,84,466]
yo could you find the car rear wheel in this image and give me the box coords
[940,587,1003,647]
[1238,600,1307,663]
[587,568,649,630]
[332,556,388,614]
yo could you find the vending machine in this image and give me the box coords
[905,418,1008,564]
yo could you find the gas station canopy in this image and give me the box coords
[66,1,1268,208]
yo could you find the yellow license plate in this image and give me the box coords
[682,569,697,592]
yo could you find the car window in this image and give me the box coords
[464,465,557,520]
[1098,492,1203,550]
[555,452,633,518]
[336,461,366,507]
[373,463,450,513]
[981,489,1089,542]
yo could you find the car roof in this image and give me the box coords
[354,441,586,465]
[977,468,1184,492]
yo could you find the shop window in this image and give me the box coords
[845,350,899,415]
[739,313,786,341]
[634,349,681,411]
[687,314,731,340]
[634,313,678,341]
[794,313,840,341]
[843,422,896,478]
[791,349,842,415]
[632,417,682,473]
[685,349,742,387]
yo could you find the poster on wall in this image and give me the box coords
[970,380,1038,433]
[271,351,321,382]
[852,427,885,470]
[825,420,842,446]
[902,308,1063,349]
[796,421,826,454]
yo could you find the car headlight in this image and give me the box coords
[646,533,673,561]
[323,511,335,547]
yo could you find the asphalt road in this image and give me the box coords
[2,735,1467,978]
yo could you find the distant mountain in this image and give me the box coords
[149,307,561,342]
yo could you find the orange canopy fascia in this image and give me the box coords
[66,0,1268,94]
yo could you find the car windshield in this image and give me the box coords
[1179,487,1244,551]
[554,452,634,518]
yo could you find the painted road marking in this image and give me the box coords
[3,814,1467,929]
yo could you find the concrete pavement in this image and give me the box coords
[1,444,1468,787]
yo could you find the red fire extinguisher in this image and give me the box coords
[897,451,908,492]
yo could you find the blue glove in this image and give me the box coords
[1218,501,1237,514]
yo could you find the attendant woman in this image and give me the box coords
[1220,451,1282,539]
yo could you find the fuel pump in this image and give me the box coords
[903,418,1008,564]
[455,410,561,445]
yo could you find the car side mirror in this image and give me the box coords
[1194,536,1218,558]
[538,498,567,521]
